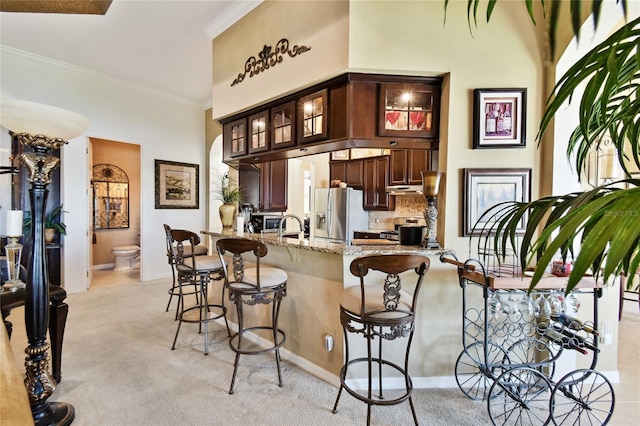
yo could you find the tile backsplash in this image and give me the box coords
[368,195,426,230]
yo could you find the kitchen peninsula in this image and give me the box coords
[201,228,446,385]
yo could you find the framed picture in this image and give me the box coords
[473,88,526,149]
[331,149,350,160]
[155,160,199,209]
[463,168,531,236]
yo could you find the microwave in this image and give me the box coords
[249,213,282,233]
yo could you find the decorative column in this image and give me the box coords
[1,99,89,426]
[421,171,443,250]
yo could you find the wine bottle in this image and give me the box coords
[551,313,598,336]
[555,327,599,353]
[486,105,496,134]
[496,107,504,133]
[544,328,589,355]
[503,104,512,132]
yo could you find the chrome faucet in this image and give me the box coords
[278,214,304,238]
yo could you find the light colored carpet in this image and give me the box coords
[9,271,636,425]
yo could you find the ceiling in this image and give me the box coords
[0,0,263,107]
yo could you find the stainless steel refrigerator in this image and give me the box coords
[313,188,369,244]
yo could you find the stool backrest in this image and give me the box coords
[216,238,268,290]
[163,224,174,266]
[169,229,201,273]
[350,254,430,318]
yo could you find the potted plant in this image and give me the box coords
[22,204,67,243]
[213,171,244,228]
[450,1,639,292]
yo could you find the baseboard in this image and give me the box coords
[93,263,114,270]
[211,317,457,390]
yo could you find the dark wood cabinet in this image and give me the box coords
[248,111,269,154]
[270,101,296,150]
[259,159,288,212]
[224,118,247,157]
[330,159,364,188]
[220,73,442,165]
[329,161,346,183]
[346,160,364,188]
[297,89,328,144]
[363,156,394,211]
[389,149,431,186]
[378,82,440,139]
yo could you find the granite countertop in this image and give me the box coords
[201,228,445,257]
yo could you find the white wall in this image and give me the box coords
[0,47,208,293]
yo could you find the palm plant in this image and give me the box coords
[449,1,639,292]
[212,170,244,205]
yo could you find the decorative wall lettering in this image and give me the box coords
[231,38,311,86]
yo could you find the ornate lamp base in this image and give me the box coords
[423,196,441,250]
[33,402,75,426]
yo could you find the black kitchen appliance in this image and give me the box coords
[399,225,424,245]
[382,216,426,245]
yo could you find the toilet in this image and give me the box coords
[112,245,140,271]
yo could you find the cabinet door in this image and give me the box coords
[224,118,247,157]
[378,82,440,138]
[271,101,296,149]
[248,111,269,154]
[389,149,409,185]
[363,157,394,211]
[407,150,431,185]
[260,159,288,212]
[389,149,431,186]
[298,89,328,144]
[345,160,364,188]
[329,161,347,184]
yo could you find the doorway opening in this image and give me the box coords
[88,137,141,287]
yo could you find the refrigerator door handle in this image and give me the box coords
[326,191,333,235]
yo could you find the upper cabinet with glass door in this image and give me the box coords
[270,101,296,149]
[298,89,328,144]
[224,117,248,157]
[378,83,440,139]
[249,111,269,154]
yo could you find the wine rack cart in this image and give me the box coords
[440,252,615,425]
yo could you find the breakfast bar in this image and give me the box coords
[201,228,446,385]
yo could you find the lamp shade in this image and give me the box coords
[421,171,443,197]
[0,98,89,140]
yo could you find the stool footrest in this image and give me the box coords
[178,303,226,324]
[339,357,413,406]
[229,326,286,355]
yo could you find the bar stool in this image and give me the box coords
[216,238,287,394]
[170,229,229,355]
[163,224,208,319]
[332,254,430,425]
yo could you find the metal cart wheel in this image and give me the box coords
[504,337,559,380]
[488,367,552,425]
[550,369,615,425]
[455,341,510,400]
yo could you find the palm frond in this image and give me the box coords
[474,181,640,293]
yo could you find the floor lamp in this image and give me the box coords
[1,98,89,425]
[421,171,443,250]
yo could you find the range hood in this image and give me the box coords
[385,185,423,195]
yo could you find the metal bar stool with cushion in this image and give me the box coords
[170,229,229,355]
[332,254,430,425]
[216,237,287,394]
[164,224,208,319]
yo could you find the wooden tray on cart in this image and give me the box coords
[442,256,600,290]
